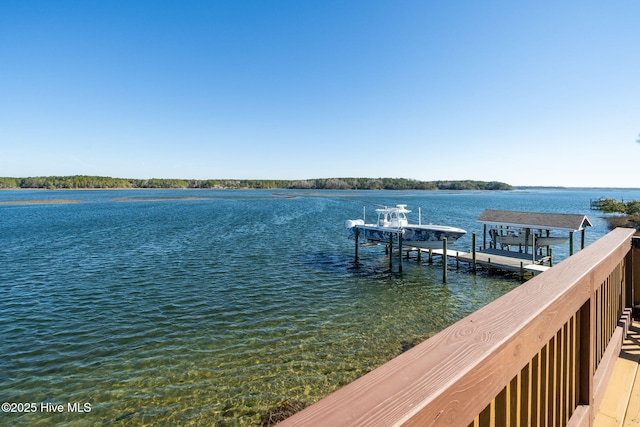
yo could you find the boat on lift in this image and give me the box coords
[345,204,466,249]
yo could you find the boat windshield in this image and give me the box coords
[377,207,409,227]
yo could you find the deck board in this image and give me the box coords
[624,368,640,427]
[595,322,640,427]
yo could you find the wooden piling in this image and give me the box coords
[472,232,477,272]
[442,237,448,283]
[569,231,574,255]
[354,227,359,262]
[520,262,524,281]
[389,233,393,270]
[483,224,487,250]
[398,233,403,273]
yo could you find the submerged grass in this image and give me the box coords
[260,399,308,426]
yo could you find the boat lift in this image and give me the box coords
[352,209,593,282]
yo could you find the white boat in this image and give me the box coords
[345,204,466,249]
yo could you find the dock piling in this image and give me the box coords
[472,233,477,273]
[388,234,393,270]
[569,231,574,255]
[443,238,448,283]
[398,233,403,273]
[354,227,359,263]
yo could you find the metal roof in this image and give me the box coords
[477,209,592,232]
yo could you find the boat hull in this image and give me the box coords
[353,224,466,249]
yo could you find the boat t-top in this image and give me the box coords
[345,204,466,249]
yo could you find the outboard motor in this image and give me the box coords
[344,219,364,229]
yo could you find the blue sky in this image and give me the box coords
[1,1,638,187]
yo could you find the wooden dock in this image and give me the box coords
[402,245,551,277]
[354,229,553,279]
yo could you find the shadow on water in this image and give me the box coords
[305,245,532,287]
[303,250,403,280]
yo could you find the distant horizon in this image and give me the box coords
[1,174,639,191]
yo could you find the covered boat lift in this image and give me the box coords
[477,209,592,257]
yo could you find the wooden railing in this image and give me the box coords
[280,228,640,427]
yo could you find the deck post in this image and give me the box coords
[428,249,433,264]
[472,232,477,272]
[442,237,448,283]
[633,237,640,317]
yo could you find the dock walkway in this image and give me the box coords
[405,246,551,275]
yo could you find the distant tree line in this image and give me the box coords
[592,198,640,232]
[593,198,640,215]
[0,176,513,191]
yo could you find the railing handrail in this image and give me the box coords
[280,228,637,426]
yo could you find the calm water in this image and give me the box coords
[1,188,639,426]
